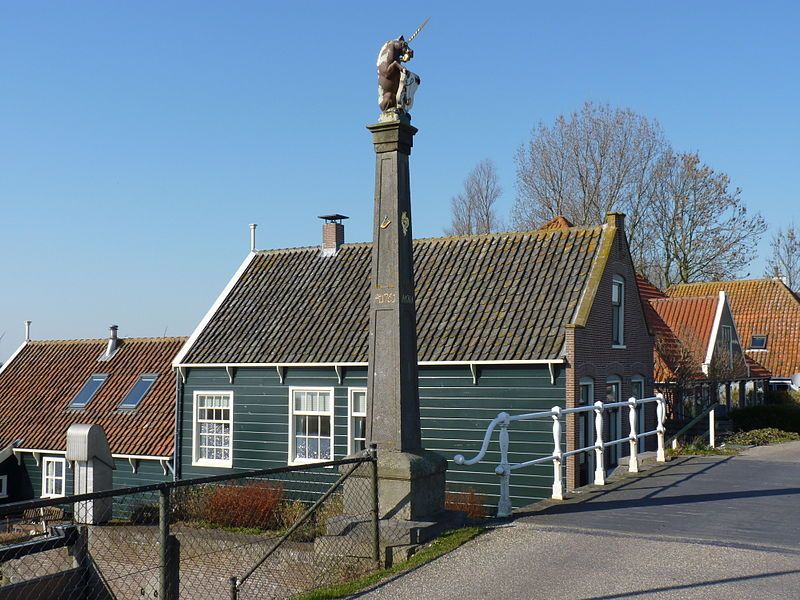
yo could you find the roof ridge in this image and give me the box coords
[27,336,188,345]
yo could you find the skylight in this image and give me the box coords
[118,374,158,410]
[750,335,768,350]
[69,374,108,409]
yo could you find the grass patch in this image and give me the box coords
[295,526,484,600]
[667,441,738,457]
[725,428,800,446]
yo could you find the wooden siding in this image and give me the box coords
[0,455,170,504]
[178,364,566,509]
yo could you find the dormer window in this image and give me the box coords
[118,374,158,410]
[750,335,767,350]
[611,277,625,347]
[68,374,108,409]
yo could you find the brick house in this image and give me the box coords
[667,278,800,391]
[172,213,653,509]
[0,328,184,502]
[637,276,770,416]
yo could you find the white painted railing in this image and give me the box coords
[454,394,666,517]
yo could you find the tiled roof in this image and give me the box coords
[648,296,719,382]
[539,216,575,230]
[0,337,185,456]
[668,278,800,379]
[181,225,607,365]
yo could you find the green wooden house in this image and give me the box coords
[173,213,654,508]
[0,329,184,503]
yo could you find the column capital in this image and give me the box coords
[367,120,418,155]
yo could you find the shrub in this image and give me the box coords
[726,428,800,446]
[202,481,284,530]
[130,503,160,525]
[445,488,487,520]
[731,404,800,434]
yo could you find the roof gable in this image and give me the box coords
[0,337,185,456]
[667,278,800,378]
[180,225,608,365]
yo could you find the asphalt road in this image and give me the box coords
[359,442,800,599]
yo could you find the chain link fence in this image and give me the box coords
[0,451,404,600]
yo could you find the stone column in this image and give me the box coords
[362,117,446,521]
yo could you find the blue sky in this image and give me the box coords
[1,1,798,361]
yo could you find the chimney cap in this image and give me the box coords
[318,214,349,224]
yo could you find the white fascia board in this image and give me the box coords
[705,291,726,365]
[172,252,257,368]
[174,359,566,368]
[13,448,170,461]
[0,342,28,378]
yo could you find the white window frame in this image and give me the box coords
[606,376,623,465]
[348,388,368,456]
[0,474,7,499]
[288,387,335,465]
[611,277,625,348]
[579,377,594,405]
[42,456,66,498]
[631,375,646,440]
[192,391,234,468]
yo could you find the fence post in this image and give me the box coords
[159,486,171,600]
[628,397,639,473]
[593,401,606,485]
[551,407,563,500]
[229,576,238,599]
[709,407,716,448]
[495,412,513,518]
[369,443,381,570]
[167,534,180,599]
[656,393,666,462]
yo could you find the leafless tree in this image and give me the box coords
[765,223,800,292]
[511,102,766,287]
[446,159,503,236]
[512,102,665,259]
[649,152,766,288]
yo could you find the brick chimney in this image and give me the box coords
[319,214,348,256]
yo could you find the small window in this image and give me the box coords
[611,278,625,347]
[721,326,733,368]
[750,335,767,350]
[119,374,158,410]
[289,388,334,464]
[579,377,594,405]
[42,457,66,498]
[349,388,367,454]
[192,392,234,468]
[68,374,108,409]
[0,475,7,499]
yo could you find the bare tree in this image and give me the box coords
[446,159,503,236]
[765,224,800,292]
[511,102,766,286]
[512,101,665,259]
[650,152,767,288]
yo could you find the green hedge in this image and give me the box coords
[731,404,800,434]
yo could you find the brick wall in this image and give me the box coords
[565,214,654,490]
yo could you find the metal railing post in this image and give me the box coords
[656,393,666,462]
[551,407,563,500]
[229,576,238,599]
[593,401,606,485]
[709,407,716,448]
[495,412,513,517]
[369,443,381,569]
[159,487,171,600]
[628,397,639,473]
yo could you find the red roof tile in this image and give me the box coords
[538,215,575,230]
[668,278,800,379]
[0,337,185,456]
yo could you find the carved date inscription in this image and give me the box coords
[375,292,397,304]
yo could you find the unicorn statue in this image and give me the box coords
[376,19,428,120]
